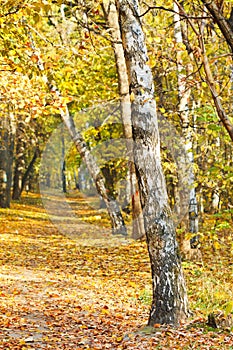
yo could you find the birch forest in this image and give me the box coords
[0,0,233,348]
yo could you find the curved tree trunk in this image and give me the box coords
[20,147,39,196]
[60,109,127,235]
[26,24,127,235]
[118,0,189,325]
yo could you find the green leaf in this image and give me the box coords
[224,301,233,316]
[207,124,221,131]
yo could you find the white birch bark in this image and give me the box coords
[26,26,127,235]
[173,2,199,239]
[117,0,189,325]
[55,94,127,235]
[102,0,145,239]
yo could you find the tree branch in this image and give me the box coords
[200,0,233,53]
[2,5,23,17]
[140,2,211,20]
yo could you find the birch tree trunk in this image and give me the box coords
[57,101,127,235]
[117,0,189,325]
[26,25,127,235]
[102,0,145,239]
[173,2,199,255]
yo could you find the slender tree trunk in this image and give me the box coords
[102,0,145,239]
[59,105,127,234]
[176,1,233,142]
[6,113,15,206]
[197,19,233,142]
[0,113,15,208]
[174,2,199,256]
[61,125,67,193]
[0,130,8,208]
[200,0,233,53]
[118,0,189,325]
[20,147,39,196]
[12,121,25,200]
[26,25,127,235]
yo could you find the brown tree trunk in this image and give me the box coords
[178,1,233,142]
[200,0,233,53]
[12,121,25,200]
[118,0,189,325]
[0,113,15,208]
[20,147,39,196]
[61,125,67,193]
[0,132,8,207]
[198,19,233,142]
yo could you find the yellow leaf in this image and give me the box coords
[116,336,123,342]
[154,37,161,43]
[213,241,221,250]
[130,92,135,102]
[224,301,233,315]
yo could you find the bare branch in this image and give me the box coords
[140,2,211,20]
[200,0,233,53]
[1,5,23,17]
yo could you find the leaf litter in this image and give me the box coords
[0,193,232,349]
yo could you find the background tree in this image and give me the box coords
[25,12,128,236]
[102,0,145,239]
[173,1,199,257]
[142,0,233,242]
[0,0,232,272]
[0,114,14,208]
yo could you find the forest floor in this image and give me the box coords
[0,191,232,349]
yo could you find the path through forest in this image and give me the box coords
[0,193,232,349]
